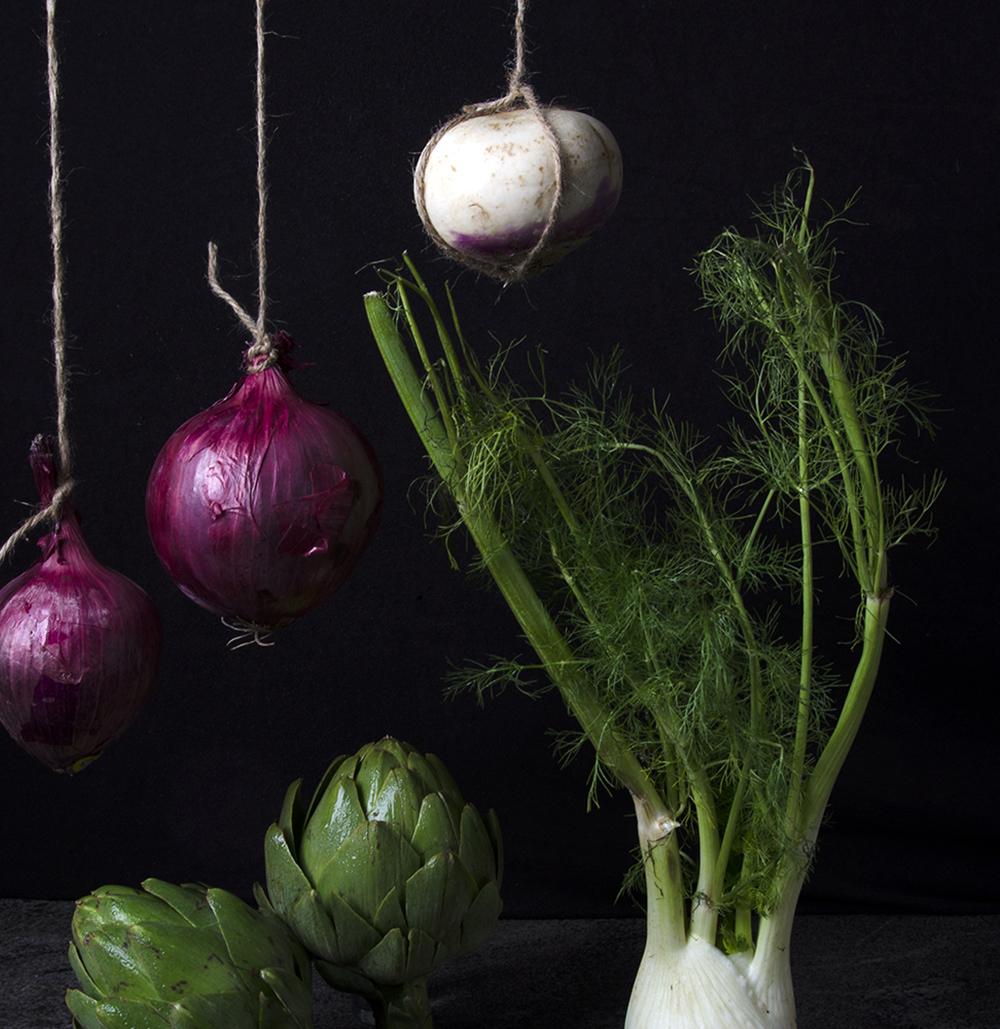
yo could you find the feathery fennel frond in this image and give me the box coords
[365,163,939,950]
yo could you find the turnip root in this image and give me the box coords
[415,106,622,277]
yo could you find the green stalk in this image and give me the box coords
[392,278,460,452]
[779,252,886,592]
[818,345,887,590]
[402,253,469,407]
[641,603,688,821]
[804,591,890,825]
[736,487,775,585]
[688,770,722,943]
[735,900,753,952]
[366,291,674,846]
[771,264,870,586]
[634,793,687,952]
[653,712,681,814]
[786,361,814,831]
[705,761,749,939]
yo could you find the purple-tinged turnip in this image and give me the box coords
[415,106,622,277]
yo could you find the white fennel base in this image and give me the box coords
[624,937,795,1029]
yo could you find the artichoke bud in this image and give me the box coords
[65,879,314,1029]
[264,738,502,1026]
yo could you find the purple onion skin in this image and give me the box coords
[146,337,382,631]
[0,498,161,774]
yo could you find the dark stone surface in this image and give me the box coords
[3,901,998,1028]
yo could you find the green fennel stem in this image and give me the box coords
[771,264,871,586]
[818,343,887,591]
[365,291,675,845]
[688,771,721,942]
[787,359,814,831]
[635,793,687,952]
[804,590,890,826]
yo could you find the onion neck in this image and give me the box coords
[243,328,295,375]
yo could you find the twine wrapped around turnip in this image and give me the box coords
[413,0,622,282]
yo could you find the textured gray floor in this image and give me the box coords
[3,901,998,1028]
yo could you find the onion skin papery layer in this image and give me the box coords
[0,440,161,772]
[146,334,382,632]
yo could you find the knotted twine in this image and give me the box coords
[0,0,76,567]
[205,0,281,649]
[413,0,565,283]
[206,0,280,372]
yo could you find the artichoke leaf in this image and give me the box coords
[65,989,110,1029]
[423,753,464,805]
[314,959,378,1001]
[354,743,404,813]
[402,927,437,982]
[260,967,315,1027]
[170,990,257,1027]
[402,852,475,942]
[305,753,353,824]
[372,884,407,935]
[460,881,503,953]
[356,926,409,985]
[264,825,315,916]
[278,780,306,852]
[311,885,382,963]
[73,887,175,933]
[95,921,245,998]
[66,991,172,1029]
[140,880,214,929]
[369,766,421,841]
[166,1006,204,1029]
[458,805,499,885]
[68,941,102,998]
[68,927,165,1002]
[314,821,421,923]
[409,791,459,858]
[254,888,312,981]
[300,779,366,883]
[253,882,277,917]
[282,887,345,962]
[402,750,446,798]
[208,888,296,977]
[102,999,173,1029]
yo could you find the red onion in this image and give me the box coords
[146,332,382,637]
[0,437,161,773]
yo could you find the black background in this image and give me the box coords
[0,1,997,918]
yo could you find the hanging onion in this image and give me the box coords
[0,436,161,773]
[146,332,382,639]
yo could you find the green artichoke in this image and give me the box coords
[66,878,314,1029]
[264,737,503,1029]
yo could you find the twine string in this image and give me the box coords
[414,0,565,282]
[0,0,76,567]
[206,0,277,370]
[254,0,268,343]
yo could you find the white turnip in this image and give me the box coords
[415,106,622,276]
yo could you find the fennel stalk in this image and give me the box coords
[364,166,940,1027]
